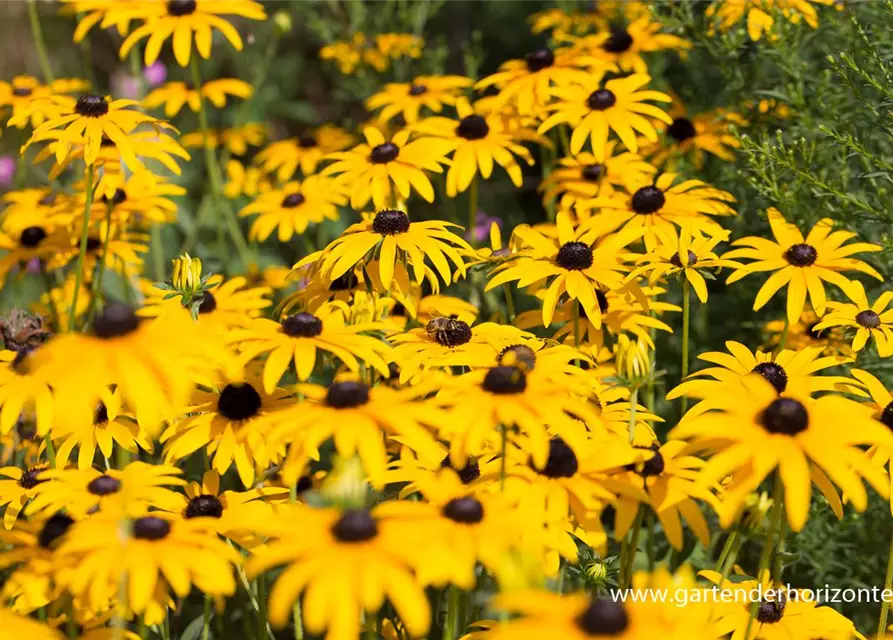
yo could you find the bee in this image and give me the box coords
[425,316,468,347]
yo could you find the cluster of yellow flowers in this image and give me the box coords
[0,1,884,640]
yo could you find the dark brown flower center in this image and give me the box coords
[668,117,696,142]
[556,241,594,270]
[74,94,109,118]
[87,474,121,496]
[281,312,323,337]
[408,84,427,96]
[756,593,786,624]
[532,437,579,478]
[626,445,664,477]
[457,115,490,140]
[92,303,141,339]
[525,48,554,72]
[759,398,808,435]
[198,291,217,314]
[166,0,197,16]
[38,513,74,549]
[86,237,102,252]
[19,466,46,489]
[101,188,127,206]
[440,454,481,484]
[331,510,378,542]
[325,381,370,408]
[372,209,410,235]
[575,598,629,635]
[499,344,536,370]
[482,366,527,394]
[587,89,616,111]
[881,401,893,430]
[670,250,698,268]
[751,362,788,393]
[133,516,171,540]
[217,383,262,421]
[603,25,633,51]
[298,134,317,148]
[582,163,606,182]
[856,310,881,329]
[281,193,306,208]
[783,243,818,267]
[185,495,224,519]
[370,142,400,164]
[93,403,109,425]
[19,226,47,248]
[631,186,665,214]
[13,86,32,97]
[442,497,484,524]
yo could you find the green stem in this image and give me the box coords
[878,526,893,640]
[444,586,461,640]
[27,0,54,84]
[69,163,95,329]
[365,613,377,640]
[293,598,304,640]
[467,175,479,248]
[189,56,252,270]
[777,316,790,353]
[773,514,788,582]
[502,284,515,323]
[38,264,60,332]
[621,506,644,589]
[257,575,268,640]
[714,531,738,574]
[203,594,211,640]
[499,425,507,492]
[87,202,114,322]
[627,387,638,444]
[680,277,691,414]
[557,561,566,594]
[744,474,785,640]
[43,433,56,467]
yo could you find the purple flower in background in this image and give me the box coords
[143,62,167,87]
[112,73,140,100]
[466,212,502,244]
[0,156,16,188]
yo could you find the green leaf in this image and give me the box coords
[180,614,209,640]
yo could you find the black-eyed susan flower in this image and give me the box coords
[628,228,739,302]
[413,98,539,196]
[566,17,692,74]
[50,388,153,470]
[668,340,854,419]
[375,470,536,589]
[42,303,222,432]
[435,366,607,469]
[15,94,171,171]
[181,122,266,155]
[161,366,292,487]
[140,275,271,335]
[540,144,658,212]
[116,0,267,66]
[26,462,183,520]
[580,172,736,251]
[247,503,431,635]
[706,0,836,41]
[0,226,73,281]
[812,281,893,356]
[266,379,443,485]
[645,100,745,169]
[254,125,355,181]
[701,570,861,639]
[383,438,499,496]
[610,441,720,550]
[475,46,609,116]
[143,78,252,117]
[389,319,532,383]
[224,159,271,199]
[231,303,391,390]
[0,465,47,529]
[295,209,470,292]
[320,33,423,74]
[321,127,453,209]
[367,75,473,124]
[0,75,89,128]
[671,375,892,530]
[486,211,643,326]
[539,74,672,154]
[238,175,347,242]
[59,512,239,618]
[0,188,74,236]
[724,208,882,324]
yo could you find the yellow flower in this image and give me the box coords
[181,122,266,155]
[763,309,854,358]
[706,0,836,41]
[254,125,355,181]
[14,94,173,170]
[813,280,893,356]
[143,78,252,117]
[0,465,48,529]
[579,172,736,252]
[0,607,63,639]
[239,175,347,242]
[644,100,745,169]
[0,75,89,128]
[171,253,202,292]
[224,160,272,199]
[321,127,453,210]
[614,334,653,383]
[367,75,473,124]
[671,375,892,530]
[116,0,267,66]
[539,73,672,154]
[724,207,882,324]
